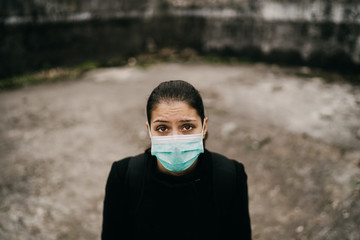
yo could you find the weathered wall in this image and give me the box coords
[1,0,360,78]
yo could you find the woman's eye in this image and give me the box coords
[156,126,168,133]
[182,124,194,131]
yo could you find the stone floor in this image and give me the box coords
[0,63,359,240]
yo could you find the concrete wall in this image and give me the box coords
[1,0,360,78]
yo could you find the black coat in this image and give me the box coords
[102,149,251,240]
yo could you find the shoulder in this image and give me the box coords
[109,153,146,179]
[207,150,247,178]
[208,150,245,168]
[111,157,131,175]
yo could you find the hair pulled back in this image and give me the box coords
[146,80,205,126]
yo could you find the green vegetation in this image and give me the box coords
[1,48,358,90]
[0,62,98,90]
[0,58,128,90]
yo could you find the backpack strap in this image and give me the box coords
[126,153,147,217]
[211,152,237,218]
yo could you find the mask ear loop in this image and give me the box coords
[201,118,206,137]
[147,122,152,138]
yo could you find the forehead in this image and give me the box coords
[151,101,200,122]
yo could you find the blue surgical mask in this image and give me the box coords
[149,121,205,172]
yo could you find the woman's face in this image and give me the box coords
[147,101,207,138]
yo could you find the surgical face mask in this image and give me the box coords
[149,121,205,172]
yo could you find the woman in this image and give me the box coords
[102,80,251,240]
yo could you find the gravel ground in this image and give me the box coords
[0,63,359,240]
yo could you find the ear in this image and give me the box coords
[146,122,150,137]
[203,117,208,139]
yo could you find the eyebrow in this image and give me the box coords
[152,119,197,124]
[178,119,197,123]
[153,120,169,124]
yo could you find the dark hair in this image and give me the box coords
[146,80,205,126]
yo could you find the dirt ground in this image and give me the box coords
[0,63,359,240]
